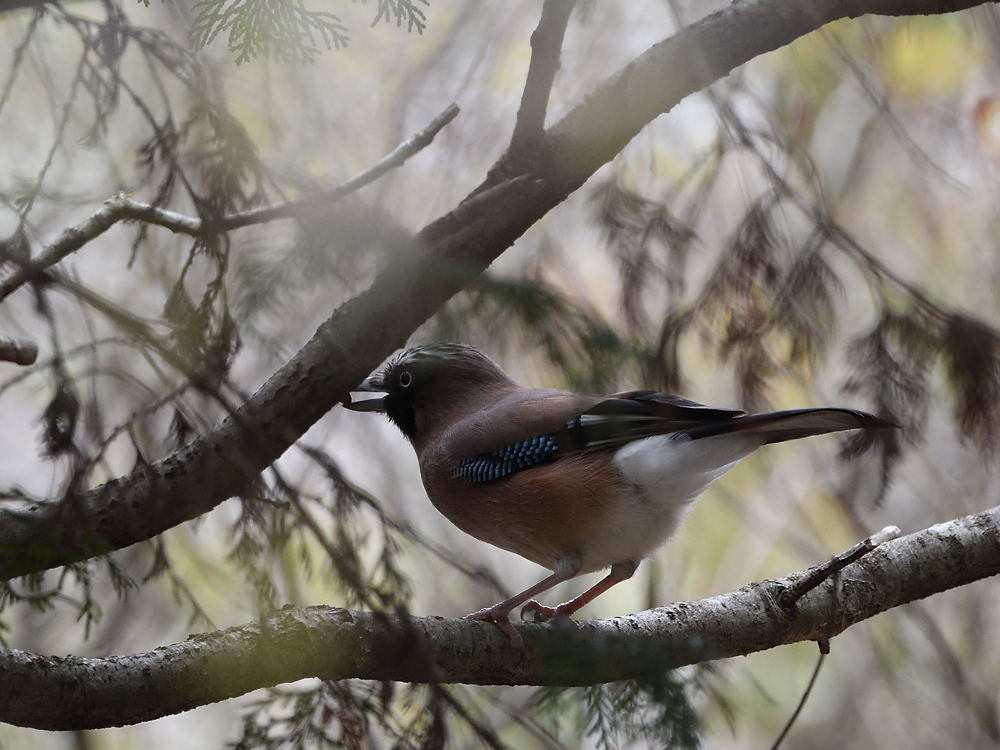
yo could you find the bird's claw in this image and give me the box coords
[464,607,523,647]
[520,599,561,623]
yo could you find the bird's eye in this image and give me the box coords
[398,370,413,388]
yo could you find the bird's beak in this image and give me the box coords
[341,374,388,412]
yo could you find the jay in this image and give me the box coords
[343,343,893,645]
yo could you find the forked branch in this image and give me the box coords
[510,0,577,153]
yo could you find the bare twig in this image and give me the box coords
[0,103,460,302]
[0,337,38,365]
[509,0,576,153]
[779,525,901,610]
[770,642,829,750]
[219,102,460,230]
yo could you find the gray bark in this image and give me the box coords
[1,506,996,730]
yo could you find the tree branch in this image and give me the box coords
[0,0,990,581]
[509,0,577,153]
[0,103,460,303]
[0,337,37,365]
[0,0,60,14]
[217,102,460,230]
[778,524,901,609]
[2,506,996,730]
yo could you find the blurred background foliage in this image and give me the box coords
[0,0,998,747]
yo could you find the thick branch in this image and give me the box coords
[2,507,996,730]
[0,104,459,302]
[0,0,990,581]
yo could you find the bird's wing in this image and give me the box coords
[559,390,745,452]
[446,389,747,483]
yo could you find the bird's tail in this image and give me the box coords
[682,408,896,444]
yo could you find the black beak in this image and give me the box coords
[341,374,388,412]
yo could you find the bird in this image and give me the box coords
[342,343,894,645]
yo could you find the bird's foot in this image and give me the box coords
[464,606,523,647]
[520,599,568,623]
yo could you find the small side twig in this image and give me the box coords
[0,103,460,303]
[780,525,901,611]
[0,337,38,365]
[769,640,829,750]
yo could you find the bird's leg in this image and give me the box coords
[464,561,580,646]
[521,560,638,623]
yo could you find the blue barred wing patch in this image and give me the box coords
[454,434,560,483]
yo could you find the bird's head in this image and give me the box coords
[342,344,515,442]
